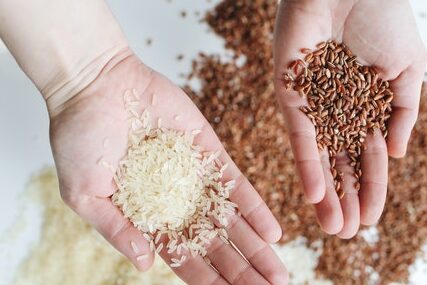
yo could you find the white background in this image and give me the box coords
[0,0,426,284]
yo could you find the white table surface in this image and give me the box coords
[0,1,426,284]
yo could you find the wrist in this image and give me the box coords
[0,0,129,116]
[43,44,131,117]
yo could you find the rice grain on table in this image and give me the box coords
[13,169,185,285]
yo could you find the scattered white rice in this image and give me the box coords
[273,237,333,285]
[359,226,379,246]
[408,243,427,284]
[136,254,149,262]
[103,138,110,148]
[12,169,185,285]
[130,240,139,253]
[365,265,380,285]
[151,93,157,106]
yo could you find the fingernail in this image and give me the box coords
[136,254,149,262]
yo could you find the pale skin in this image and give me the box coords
[274,0,426,239]
[50,49,288,285]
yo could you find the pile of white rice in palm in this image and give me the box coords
[112,90,237,267]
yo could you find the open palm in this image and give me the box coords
[49,50,288,285]
[274,0,426,238]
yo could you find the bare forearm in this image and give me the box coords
[0,0,128,113]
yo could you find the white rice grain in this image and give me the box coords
[151,93,157,106]
[155,233,162,244]
[136,254,148,261]
[156,243,164,254]
[130,241,139,254]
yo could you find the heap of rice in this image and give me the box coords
[112,91,237,266]
[13,169,185,285]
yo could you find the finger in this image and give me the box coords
[62,194,154,271]
[194,124,282,244]
[223,214,289,285]
[282,107,326,203]
[388,59,426,157]
[207,236,269,285]
[156,242,229,285]
[334,152,360,239]
[273,0,332,78]
[359,131,388,225]
[273,1,332,205]
[315,150,344,234]
[227,171,282,243]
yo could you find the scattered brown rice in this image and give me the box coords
[184,0,427,283]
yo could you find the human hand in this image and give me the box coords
[274,0,426,238]
[49,49,288,285]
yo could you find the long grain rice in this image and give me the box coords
[111,91,238,267]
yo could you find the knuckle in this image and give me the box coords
[232,265,253,284]
[109,220,133,242]
[290,129,315,140]
[59,187,91,215]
